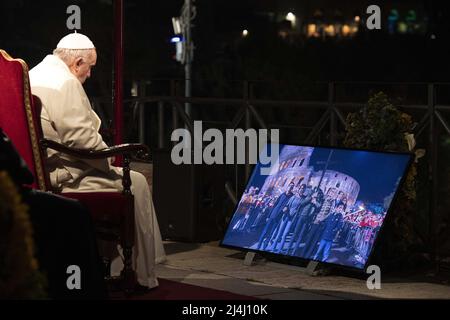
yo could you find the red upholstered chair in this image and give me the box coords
[0,49,147,294]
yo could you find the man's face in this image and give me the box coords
[328,188,336,198]
[297,185,305,196]
[71,50,97,84]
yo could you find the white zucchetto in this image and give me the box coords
[56,32,95,49]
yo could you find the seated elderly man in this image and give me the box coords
[29,32,165,289]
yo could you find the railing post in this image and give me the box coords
[428,83,438,265]
[158,100,165,149]
[171,79,179,147]
[138,81,146,144]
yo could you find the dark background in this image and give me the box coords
[2,0,450,95]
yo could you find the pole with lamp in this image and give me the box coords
[113,0,124,165]
[173,0,196,120]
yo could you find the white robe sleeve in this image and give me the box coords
[51,78,111,173]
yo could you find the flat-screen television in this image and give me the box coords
[220,144,413,270]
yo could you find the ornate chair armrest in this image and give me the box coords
[39,138,150,194]
[40,138,149,159]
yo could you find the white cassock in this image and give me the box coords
[29,55,165,289]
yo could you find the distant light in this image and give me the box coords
[324,24,336,37]
[170,36,182,43]
[307,24,317,37]
[359,205,365,210]
[398,22,408,34]
[388,9,399,22]
[242,29,249,37]
[131,82,138,97]
[354,16,361,22]
[172,17,182,34]
[342,24,351,36]
[431,34,436,40]
[279,30,288,39]
[406,9,417,23]
[286,12,297,27]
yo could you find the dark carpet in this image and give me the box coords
[110,278,260,300]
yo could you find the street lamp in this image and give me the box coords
[171,0,196,120]
[286,12,296,27]
[170,36,183,43]
[172,17,182,34]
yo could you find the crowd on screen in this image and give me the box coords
[230,182,384,265]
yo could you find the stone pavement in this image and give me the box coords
[156,241,450,300]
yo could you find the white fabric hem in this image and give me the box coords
[138,277,159,289]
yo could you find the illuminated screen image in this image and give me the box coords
[221,145,412,270]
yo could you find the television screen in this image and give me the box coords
[221,144,412,270]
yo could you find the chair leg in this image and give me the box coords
[102,257,112,279]
[121,195,136,296]
[121,245,136,295]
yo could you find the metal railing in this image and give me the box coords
[92,80,450,260]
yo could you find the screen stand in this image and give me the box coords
[243,252,257,266]
[243,252,320,276]
[305,261,320,275]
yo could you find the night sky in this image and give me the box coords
[3,0,450,86]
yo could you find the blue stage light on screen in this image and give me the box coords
[170,36,182,43]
